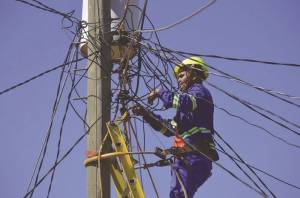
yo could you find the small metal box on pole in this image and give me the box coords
[80,0,140,62]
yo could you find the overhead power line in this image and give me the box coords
[16,0,79,23]
[214,130,300,191]
[172,49,300,68]
[0,56,88,97]
[136,0,216,33]
[26,34,80,198]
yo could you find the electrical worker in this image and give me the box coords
[133,56,219,198]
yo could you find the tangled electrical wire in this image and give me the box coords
[8,0,300,198]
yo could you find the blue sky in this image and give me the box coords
[0,0,300,197]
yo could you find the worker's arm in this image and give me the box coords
[132,105,175,137]
[149,89,205,113]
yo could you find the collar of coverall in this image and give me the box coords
[181,82,202,93]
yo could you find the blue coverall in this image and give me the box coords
[147,82,217,198]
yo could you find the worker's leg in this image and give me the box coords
[186,153,212,196]
[170,154,212,198]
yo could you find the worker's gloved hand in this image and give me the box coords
[132,105,147,116]
[147,89,160,105]
[132,105,163,130]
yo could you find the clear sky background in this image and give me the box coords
[1,0,300,198]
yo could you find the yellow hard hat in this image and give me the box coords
[174,56,208,80]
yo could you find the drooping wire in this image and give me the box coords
[16,0,79,25]
[145,42,300,106]
[26,32,79,198]
[46,38,81,198]
[207,82,300,137]
[213,131,276,197]
[135,41,300,148]
[136,0,216,33]
[173,49,300,68]
[24,113,104,198]
[214,130,300,191]
[0,56,87,97]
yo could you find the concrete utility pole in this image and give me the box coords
[86,0,111,197]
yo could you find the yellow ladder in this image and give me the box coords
[84,121,145,198]
[107,122,145,198]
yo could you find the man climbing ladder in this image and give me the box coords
[133,56,219,198]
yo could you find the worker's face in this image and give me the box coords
[177,70,192,92]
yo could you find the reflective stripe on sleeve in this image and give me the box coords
[180,127,211,139]
[172,94,179,108]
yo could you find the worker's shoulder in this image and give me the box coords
[188,83,212,97]
[188,83,207,93]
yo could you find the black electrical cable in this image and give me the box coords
[174,49,300,68]
[128,119,166,198]
[46,43,80,198]
[214,130,300,191]
[174,51,300,108]
[139,41,300,107]
[27,37,77,198]
[214,138,274,197]
[16,0,79,24]
[0,56,87,96]
[207,82,300,137]
[24,113,103,198]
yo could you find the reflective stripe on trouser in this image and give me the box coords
[180,127,211,140]
[170,153,212,198]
